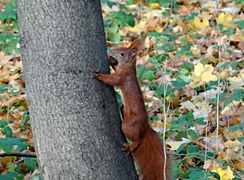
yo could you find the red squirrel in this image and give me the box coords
[93,39,169,180]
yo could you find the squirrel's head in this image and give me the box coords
[108,47,136,71]
[108,39,145,71]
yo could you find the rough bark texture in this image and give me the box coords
[16,0,138,179]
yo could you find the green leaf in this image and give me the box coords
[157,45,175,52]
[188,169,206,180]
[176,44,192,56]
[16,161,22,173]
[226,27,235,38]
[186,112,194,126]
[176,143,187,153]
[0,138,29,152]
[106,11,134,28]
[3,37,20,55]
[210,93,226,103]
[110,24,118,33]
[0,120,7,128]
[2,127,12,138]
[178,75,192,83]
[4,4,17,19]
[0,172,19,180]
[196,118,206,125]
[176,131,186,141]
[24,158,37,171]
[162,12,170,17]
[160,0,171,7]
[230,123,244,131]
[188,13,199,21]
[171,80,187,90]
[170,123,187,131]
[224,89,244,106]
[235,0,244,5]
[231,60,243,68]
[148,32,162,38]
[180,38,189,46]
[185,52,194,58]
[187,130,199,141]
[187,145,200,153]
[219,62,231,70]
[218,24,224,32]
[235,20,244,29]
[7,163,15,173]
[110,33,120,43]
[125,14,135,27]
[155,86,164,98]
[143,70,155,81]
[126,0,134,5]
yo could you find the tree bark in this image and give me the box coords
[16,0,138,179]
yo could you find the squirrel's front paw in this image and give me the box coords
[122,143,131,156]
[92,69,100,77]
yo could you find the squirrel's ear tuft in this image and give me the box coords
[129,39,145,52]
[129,48,137,60]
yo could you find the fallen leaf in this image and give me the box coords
[229,73,244,91]
[129,20,146,33]
[149,2,160,9]
[166,139,191,151]
[0,65,10,83]
[212,166,235,180]
[217,12,235,29]
[189,62,218,88]
[192,17,209,29]
[224,139,241,149]
[221,101,243,115]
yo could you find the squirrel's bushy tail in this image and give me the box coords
[133,128,169,180]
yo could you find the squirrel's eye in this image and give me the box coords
[120,52,125,56]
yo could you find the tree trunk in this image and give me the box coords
[16,0,138,179]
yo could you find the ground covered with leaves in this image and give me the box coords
[0,0,244,179]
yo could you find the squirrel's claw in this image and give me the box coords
[91,69,100,76]
[122,143,131,156]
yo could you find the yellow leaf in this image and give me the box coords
[225,129,243,140]
[220,70,230,79]
[230,31,244,42]
[217,152,231,160]
[224,139,241,148]
[217,12,233,24]
[154,25,163,33]
[212,166,235,180]
[129,21,146,33]
[0,156,15,169]
[189,62,217,88]
[217,12,235,28]
[127,4,137,9]
[192,17,209,29]
[12,113,23,121]
[166,95,175,103]
[152,120,170,129]
[149,2,160,8]
[234,160,244,170]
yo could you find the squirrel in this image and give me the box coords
[93,39,169,180]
